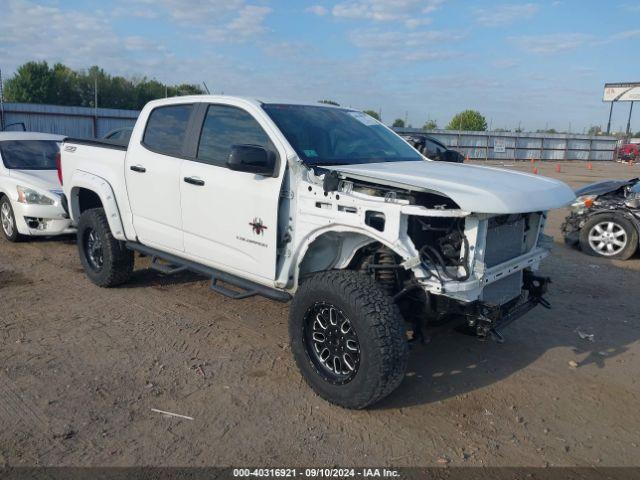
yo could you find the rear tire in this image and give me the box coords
[579,214,638,260]
[0,196,24,243]
[289,270,409,409]
[77,208,134,287]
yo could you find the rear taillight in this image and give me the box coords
[56,152,63,186]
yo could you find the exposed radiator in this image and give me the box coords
[484,215,526,268]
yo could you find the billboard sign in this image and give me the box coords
[603,82,640,102]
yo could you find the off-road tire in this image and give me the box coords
[289,270,409,409]
[579,214,638,260]
[77,208,134,287]
[0,196,24,242]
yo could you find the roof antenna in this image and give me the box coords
[202,82,210,94]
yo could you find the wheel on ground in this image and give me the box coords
[579,214,638,260]
[77,208,134,287]
[289,270,409,409]
[0,196,23,242]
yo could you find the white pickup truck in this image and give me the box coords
[60,96,575,408]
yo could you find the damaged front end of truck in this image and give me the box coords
[292,161,574,342]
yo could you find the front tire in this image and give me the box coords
[289,271,409,409]
[77,208,134,287]
[579,214,638,260]
[0,197,23,242]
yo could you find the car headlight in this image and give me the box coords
[625,191,640,208]
[571,194,596,213]
[16,186,55,205]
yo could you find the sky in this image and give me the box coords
[0,0,639,132]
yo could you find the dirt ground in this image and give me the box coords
[1,160,639,468]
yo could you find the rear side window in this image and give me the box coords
[143,104,192,156]
[0,140,60,170]
[197,105,274,167]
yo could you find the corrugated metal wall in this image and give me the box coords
[395,128,618,161]
[1,102,139,138]
[0,103,619,160]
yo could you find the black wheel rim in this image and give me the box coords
[303,302,360,385]
[83,228,104,271]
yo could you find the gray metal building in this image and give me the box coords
[1,102,138,138]
[0,102,619,161]
[396,128,618,162]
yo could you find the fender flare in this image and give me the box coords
[290,224,416,291]
[69,170,127,241]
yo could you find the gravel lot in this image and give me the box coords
[1,160,639,467]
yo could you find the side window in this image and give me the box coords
[424,139,445,155]
[197,105,274,167]
[143,104,193,156]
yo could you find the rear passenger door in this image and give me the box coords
[180,103,283,281]
[126,103,193,252]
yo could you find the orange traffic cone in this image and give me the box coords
[465,154,469,163]
[532,167,538,175]
[587,162,592,170]
[555,164,561,173]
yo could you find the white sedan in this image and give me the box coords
[0,132,74,242]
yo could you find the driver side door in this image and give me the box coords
[180,103,283,281]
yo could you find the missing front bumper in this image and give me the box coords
[465,272,551,340]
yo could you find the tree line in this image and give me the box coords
[5,63,630,135]
[3,61,204,110]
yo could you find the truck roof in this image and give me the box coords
[144,95,348,110]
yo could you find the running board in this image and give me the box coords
[126,242,291,303]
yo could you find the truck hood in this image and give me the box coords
[324,161,575,214]
[9,169,61,192]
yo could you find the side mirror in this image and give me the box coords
[227,145,278,177]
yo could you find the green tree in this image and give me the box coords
[446,110,487,131]
[422,119,437,130]
[4,61,204,110]
[392,118,405,128]
[587,125,602,136]
[4,61,54,103]
[363,110,380,121]
[318,99,340,106]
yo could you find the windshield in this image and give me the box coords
[0,140,60,170]
[262,104,423,166]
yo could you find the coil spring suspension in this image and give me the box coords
[361,248,399,294]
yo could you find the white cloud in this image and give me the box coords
[227,5,272,38]
[0,0,152,72]
[348,28,466,63]
[474,3,540,27]
[328,0,446,22]
[510,33,592,54]
[306,5,329,16]
[511,28,639,54]
[621,2,640,13]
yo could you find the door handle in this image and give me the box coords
[184,176,205,186]
[130,165,146,173]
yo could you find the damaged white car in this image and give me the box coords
[59,97,575,408]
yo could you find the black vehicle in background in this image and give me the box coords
[102,127,133,145]
[562,178,640,260]
[399,133,465,163]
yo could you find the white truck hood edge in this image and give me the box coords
[324,161,576,214]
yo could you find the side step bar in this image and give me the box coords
[126,242,291,303]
